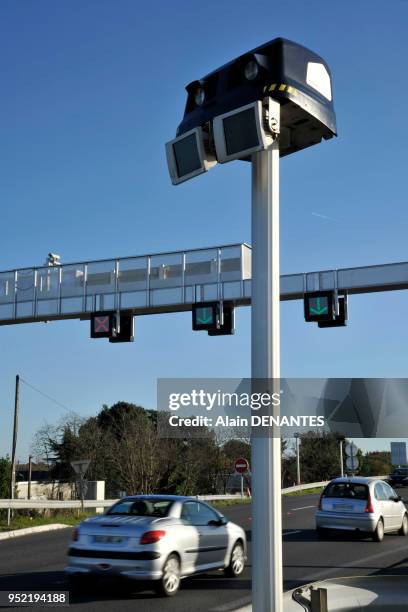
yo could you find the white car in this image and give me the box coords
[315,477,408,541]
[66,495,247,596]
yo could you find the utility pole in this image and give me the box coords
[8,374,20,526]
[28,455,32,500]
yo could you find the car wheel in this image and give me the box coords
[225,541,245,577]
[373,518,384,542]
[316,527,328,539]
[398,514,408,536]
[155,554,181,597]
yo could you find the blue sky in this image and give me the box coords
[1,0,408,460]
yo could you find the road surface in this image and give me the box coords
[2,494,408,611]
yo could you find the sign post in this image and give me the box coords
[71,460,90,513]
[235,457,249,499]
[345,443,359,476]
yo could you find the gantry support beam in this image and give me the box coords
[0,244,407,326]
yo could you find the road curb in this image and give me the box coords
[0,523,70,540]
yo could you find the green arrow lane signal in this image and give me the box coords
[304,291,335,323]
[196,307,214,325]
[192,301,235,333]
[192,302,219,330]
[309,297,328,315]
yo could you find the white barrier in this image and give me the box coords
[0,499,115,510]
[0,479,389,510]
[281,475,388,496]
[282,481,329,495]
[0,494,240,510]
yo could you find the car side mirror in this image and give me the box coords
[208,519,222,527]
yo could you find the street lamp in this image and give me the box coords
[166,37,336,612]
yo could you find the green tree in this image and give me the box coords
[299,432,343,483]
[359,451,392,477]
[0,456,11,498]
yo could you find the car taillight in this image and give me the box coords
[72,527,79,542]
[365,495,374,513]
[140,530,166,545]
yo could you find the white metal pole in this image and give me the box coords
[241,474,244,500]
[339,440,344,477]
[296,435,301,486]
[251,136,282,612]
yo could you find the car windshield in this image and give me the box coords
[106,499,173,517]
[393,469,408,475]
[324,482,368,500]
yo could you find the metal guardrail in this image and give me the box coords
[0,494,242,510]
[0,479,390,509]
[0,482,351,510]
[281,476,388,496]
[282,481,329,494]
[0,499,114,510]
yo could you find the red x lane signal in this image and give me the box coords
[90,312,115,338]
[95,316,109,333]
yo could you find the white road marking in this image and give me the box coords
[300,542,408,583]
[291,505,315,511]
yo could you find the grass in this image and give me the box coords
[0,512,95,532]
[284,486,324,496]
[212,497,252,508]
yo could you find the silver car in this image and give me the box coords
[66,495,247,596]
[315,477,408,542]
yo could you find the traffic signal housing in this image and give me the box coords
[192,302,220,331]
[208,305,235,336]
[192,302,235,335]
[318,296,348,328]
[165,126,217,185]
[90,312,116,338]
[90,311,135,342]
[304,291,335,323]
[176,38,336,158]
[109,312,135,343]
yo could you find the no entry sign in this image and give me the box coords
[235,457,249,474]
